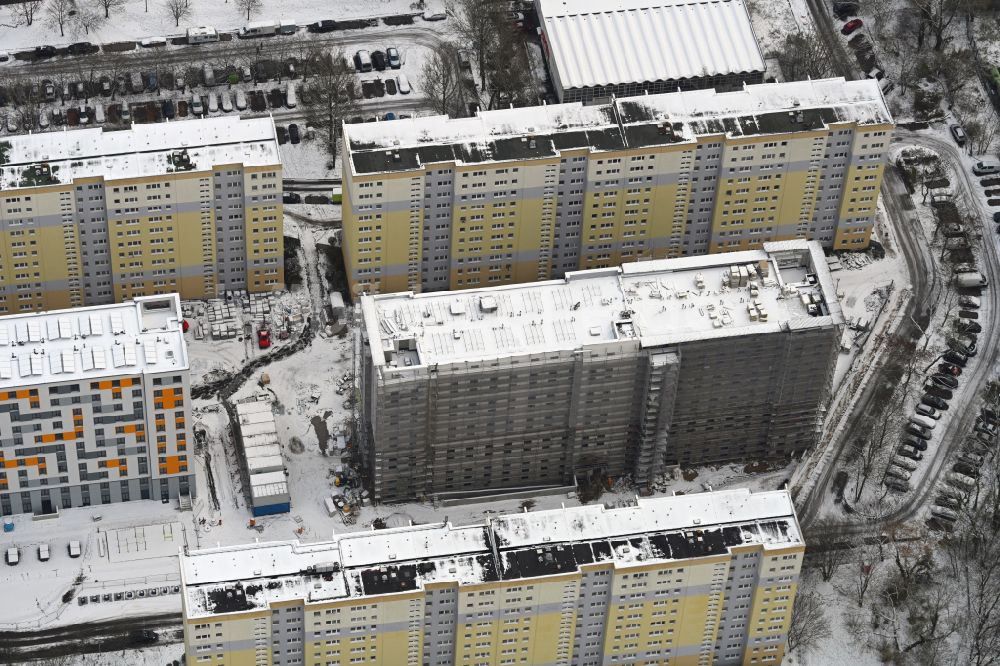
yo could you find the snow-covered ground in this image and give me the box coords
[68,643,186,665]
[0,0,425,50]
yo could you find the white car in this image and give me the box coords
[221,92,233,113]
[191,95,204,116]
[38,110,49,129]
[208,93,219,113]
[397,74,411,94]
[38,544,50,561]
[235,90,247,111]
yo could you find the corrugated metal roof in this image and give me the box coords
[539,0,764,91]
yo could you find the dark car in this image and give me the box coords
[42,79,56,102]
[902,436,928,451]
[939,363,961,376]
[994,211,1000,223]
[276,125,289,144]
[145,71,158,92]
[931,373,959,389]
[833,0,859,18]
[960,321,983,334]
[841,18,863,34]
[944,350,967,367]
[385,78,397,95]
[99,76,112,96]
[161,100,175,119]
[309,19,337,32]
[921,394,948,410]
[906,423,931,440]
[386,46,402,69]
[371,50,387,71]
[249,90,267,112]
[34,45,57,59]
[898,446,923,461]
[68,42,96,55]
[282,192,302,204]
[288,123,300,144]
[953,341,977,357]
[954,462,980,478]
[128,630,158,645]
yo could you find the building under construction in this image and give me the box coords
[358,240,842,503]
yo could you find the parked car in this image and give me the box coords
[241,66,253,83]
[953,340,977,357]
[960,321,983,334]
[931,373,958,390]
[37,109,49,129]
[940,485,966,501]
[309,19,337,32]
[944,350,968,367]
[162,99,175,119]
[906,423,931,440]
[902,436,927,451]
[960,295,981,309]
[386,46,401,69]
[898,445,923,461]
[938,363,961,377]
[371,50,387,71]
[354,50,372,72]
[119,105,131,123]
[235,90,248,111]
[42,79,56,102]
[289,123,300,144]
[947,472,977,490]
[936,495,961,510]
[921,394,948,410]
[950,124,967,146]
[5,547,19,565]
[931,507,958,523]
[34,45,57,59]
[68,42,95,55]
[959,452,984,466]
[841,18,863,34]
[276,125,288,144]
[282,192,302,204]
[221,92,233,112]
[37,544,49,561]
[145,71,158,91]
[954,462,981,477]
[893,456,918,471]
[885,466,911,481]
[208,93,219,113]
[910,414,937,429]
[924,384,953,400]
[884,477,910,492]
[397,74,411,94]
[916,403,941,419]
[68,540,81,558]
[190,95,204,115]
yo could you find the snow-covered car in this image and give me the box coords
[892,456,918,472]
[947,472,976,490]
[884,477,909,492]
[915,403,940,419]
[221,92,233,112]
[235,90,248,111]
[930,507,958,522]
[397,74,411,94]
[37,110,49,129]
[190,95,204,116]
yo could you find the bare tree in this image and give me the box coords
[73,2,105,36]
[806,518,853,582]
[838,544,882,607]
[9,0,45,26]
[422,43,463,117]
[448,0,502,90]
[44,0,72,37]
[94,0,125,18]
[235,0,262,22]
[303,51,360,167]
[786,586,831,654]
[485,21,533,109]
[774,31,835,82]
[965,112,1000,157]
[905,0,962,50]
[162,0,189,26]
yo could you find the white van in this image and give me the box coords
[38,544,50,561]
[240,20,278,38]
[235,89,248,111]
[208,93,219,113]
[910,414,936,430]
[93,103,105,124]
[5,547,19,565]
[187,26,219,44]
[68,540,81,558]
[286,82,297,109]
[355,49,372,72]
[973,157,1000,175]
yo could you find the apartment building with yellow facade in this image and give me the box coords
[341,77,892,296]
[0,293,193,516]
[0,116,283,314]
[181,488,803,666]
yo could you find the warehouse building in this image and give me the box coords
[341,78,893,296]
[0,116,284,315]
[358,240,841,502]
[0,294,194,516]
[181,487,804,666]
[535,0,766,102]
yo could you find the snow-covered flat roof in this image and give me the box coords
[362,241,843,370]
[344,79,892,174]
[180,488,800,618]
[536,0,764,91]
[0,116,279,189]
[0,294,187,389]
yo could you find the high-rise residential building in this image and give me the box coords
[341,78,892,296]
[0,294,193,516]
[0,116,284,314]
[180,488,804,666]
[359,241,840,503]
[535,0,765,102]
